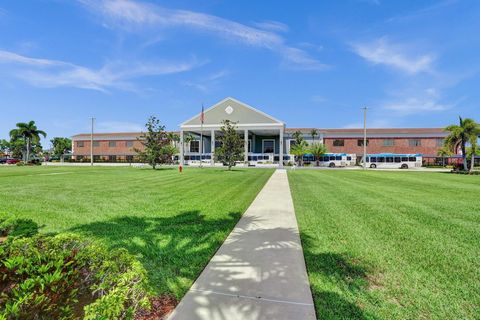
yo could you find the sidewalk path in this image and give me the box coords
[168,169,316,320]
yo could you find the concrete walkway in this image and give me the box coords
[168,169,316,320]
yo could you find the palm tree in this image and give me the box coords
[290,140,309,166]
[309,143,328,166]
[468,125,480,172]
[310,129,318,143]
[9,121,46,162]
[445,117,478,171]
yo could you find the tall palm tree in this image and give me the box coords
[445,117,478,171]
[310,129,318,143]
[9,121,46,162]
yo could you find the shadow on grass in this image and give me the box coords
[301,233,379,320]
[68,211,242,297]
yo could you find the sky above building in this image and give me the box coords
[1,0,479,146]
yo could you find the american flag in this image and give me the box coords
[200,104,204,123]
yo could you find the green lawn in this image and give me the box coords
[0,165,273,298]
[288,170,480,319]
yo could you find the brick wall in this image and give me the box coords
[324,137,442,155]
[73,140,145,157]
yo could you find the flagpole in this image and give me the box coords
[200,103,203,168]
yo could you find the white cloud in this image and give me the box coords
[382,88,451,115]
[253,20,289,33]
[182,69,229,92]
[79,0,325,71]
[351,37,434,74]
[0,49,202,92]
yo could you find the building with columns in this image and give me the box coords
[180,97,286,166]
[71,97,449,166]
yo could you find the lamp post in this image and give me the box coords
[90,117,95,166]
[362,107,368,170]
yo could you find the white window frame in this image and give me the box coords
[189,140,200,153]
[262,139,275,154]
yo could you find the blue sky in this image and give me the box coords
[1,0,479,146]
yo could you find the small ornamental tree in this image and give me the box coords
[135,116,177,169]
[309,143,328,166]
[216,120,243,170]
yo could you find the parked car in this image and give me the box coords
[0,158,8,164]
[6,158,21,165]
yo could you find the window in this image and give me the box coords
[77,141,84,147]
[333,139,344,147]
[370,157,376,162]
[383,139,395,146]
[357,139,369,147]
[347,156,352,161]
[409,157,417,162]
[436,138,444,147]
[409,139,421,147]
[126,141,134,148]
[248,139,252,153]
[335,156,342,160]
[108,155,116,162]
[329,156,335,161]
[394,157,401,163]
[93,141,100,147]
[290,140,297,149]
[401,157,409,162]
[108,141,116,147]
[386,157,394,163]
[190,140,200,153]
[214,141,223,149]
[263,140,275,153]
[377,157,385,162]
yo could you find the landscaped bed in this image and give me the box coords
[288,170,480,319]
[0,166,273,318]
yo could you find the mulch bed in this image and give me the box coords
[136,295,178,320]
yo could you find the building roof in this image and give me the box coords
[72,131,179,140]
[285,128,446,134]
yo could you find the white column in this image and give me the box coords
[279,127,284,167]
[211,129,215,166]
[180,130,184,165]
[244,129,248,164]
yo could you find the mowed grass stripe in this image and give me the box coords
[0,166,274,297]
[288,170,480,319]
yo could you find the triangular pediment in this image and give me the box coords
[181,97,283,127]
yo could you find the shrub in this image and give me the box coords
[0,213,38,239]
[0,234,150,319]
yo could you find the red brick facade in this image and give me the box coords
[324,137,443,156]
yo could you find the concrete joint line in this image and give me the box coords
[190,289,314,307]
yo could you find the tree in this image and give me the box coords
[134,116,175,169]
[9,121,46,162]
[309,143,328,166]
[445,117,478,171]
[215,120,243,170]
[468,125,480,172]
[310,129,318,143]
[290,140,309,166]
[51,137,72,161]
[0,139,10,157]
[437,146,453,167]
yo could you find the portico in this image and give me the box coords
[179,97,287,167]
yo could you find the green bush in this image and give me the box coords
[0,234,150,319]
[0,213,38,239]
